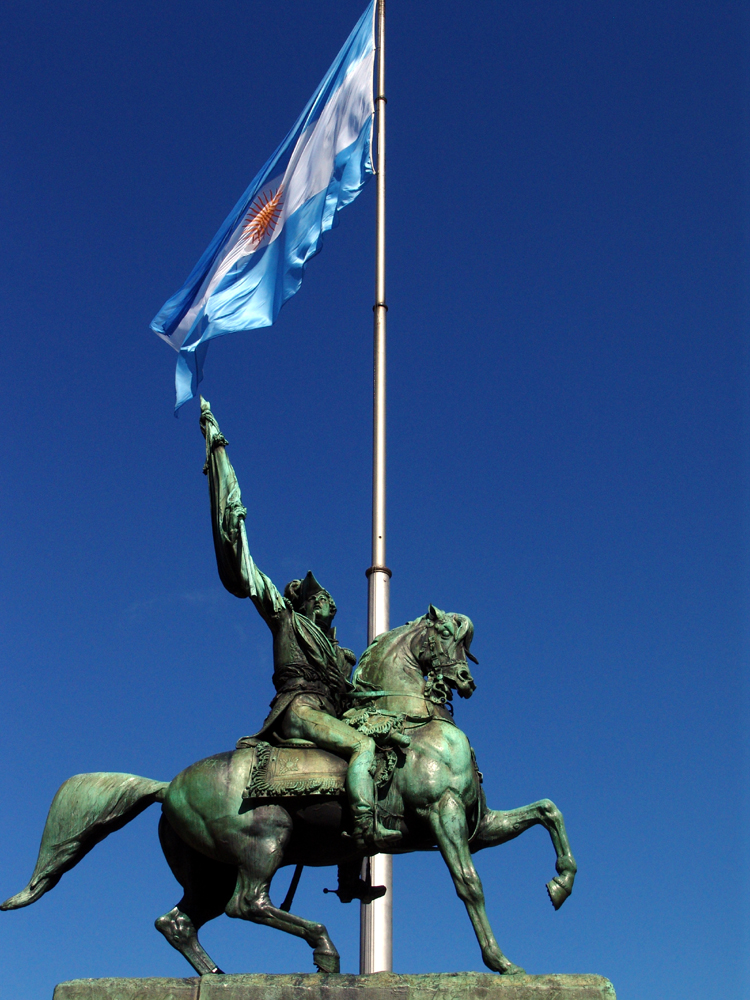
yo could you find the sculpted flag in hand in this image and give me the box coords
[151,1,376,411]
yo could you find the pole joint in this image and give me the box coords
[365,565,392,579]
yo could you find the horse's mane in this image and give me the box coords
[353,619,419,681]
[353,612,474,683]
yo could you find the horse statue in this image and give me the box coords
[1,606,577,977]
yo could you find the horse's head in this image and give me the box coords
[415,605,477,705]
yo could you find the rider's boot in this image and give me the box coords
[347,750,402,852]
[324,860,387,903]
[351,805,402,852]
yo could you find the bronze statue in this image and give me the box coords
[200,399,400,852]
[1,404,578,977]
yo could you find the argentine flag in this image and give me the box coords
[151,2,376,411]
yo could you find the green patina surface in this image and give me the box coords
[54,972,616,1000]
[5,402,581,978]
[52,977,199,1000]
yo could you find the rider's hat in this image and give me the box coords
[298,571,326,605]
[285,571,335,614]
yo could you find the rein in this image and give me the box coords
[349,690,424,701]
[352,618,472,707]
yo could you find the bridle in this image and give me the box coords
[418,617,477,673]
[350,615,475,707]
[418,617,476,707]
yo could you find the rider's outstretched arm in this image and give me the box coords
[199,397,286,625]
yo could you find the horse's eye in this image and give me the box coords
[441,627,453,638]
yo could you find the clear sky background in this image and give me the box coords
[0,3,745,999]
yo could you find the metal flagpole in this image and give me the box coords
[361,0,392,975]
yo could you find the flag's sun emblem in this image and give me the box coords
[243,185,284,247]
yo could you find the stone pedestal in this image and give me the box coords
[53,972,616,1000]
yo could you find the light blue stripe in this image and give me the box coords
[174,119,373,410]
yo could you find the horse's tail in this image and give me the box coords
[1,772,169,910]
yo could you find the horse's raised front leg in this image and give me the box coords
[225,809,340,973]
[473,799,577,910]
[428,791,525,975]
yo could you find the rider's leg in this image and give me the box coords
[346,749,402,851]
[282,702,401,850]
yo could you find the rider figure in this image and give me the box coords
[199,397,400,852]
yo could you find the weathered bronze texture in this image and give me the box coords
[2,403,578,978]
[53,973,616,1000]
[200,398,399,854]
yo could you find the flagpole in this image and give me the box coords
[361,0,392,976]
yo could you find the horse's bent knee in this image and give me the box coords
[539,799,562,824]
[226,890,279,923]
[226,884,266,921]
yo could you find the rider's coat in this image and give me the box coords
[201,407,354,738]
[246,565,355,738]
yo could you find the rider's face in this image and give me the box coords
[304,592,335,628]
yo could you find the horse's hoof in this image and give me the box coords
[546,875,572,910]
[313,949,340,974]
[500,964,526,976]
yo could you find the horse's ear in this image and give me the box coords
[427,604,445,622]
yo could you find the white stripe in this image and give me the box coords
[280,53,374,221]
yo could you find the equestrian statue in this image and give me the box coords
[1,400,577,977]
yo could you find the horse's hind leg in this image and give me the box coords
[155,816,236,975]
[156,906,221,976]
[225,807,340,973]
[429,791,525,975]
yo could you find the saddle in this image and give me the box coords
[238,739,347,799]
[236,709,413,801]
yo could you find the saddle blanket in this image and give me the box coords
[242,741,347,800]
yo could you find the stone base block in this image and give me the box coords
[53,972,616,1000]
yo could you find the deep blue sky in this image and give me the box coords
[0,3,745,999]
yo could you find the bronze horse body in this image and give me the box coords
[2,608,577,976]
